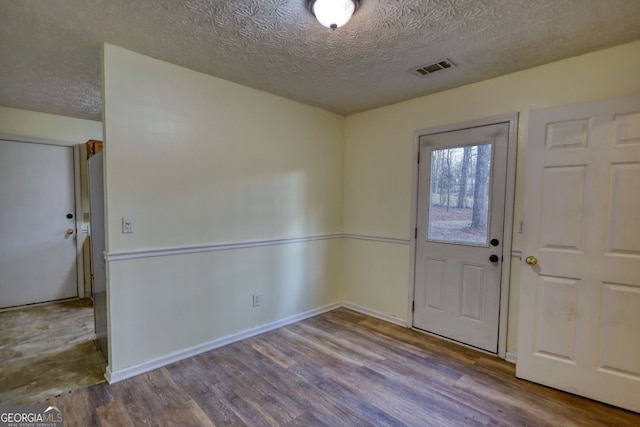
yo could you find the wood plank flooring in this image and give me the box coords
[46,308,640,426]
[0,299,107,405]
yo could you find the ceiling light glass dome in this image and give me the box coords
[307,0,360,30]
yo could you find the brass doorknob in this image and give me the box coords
[525,256,537,265]
[66,228,74,235]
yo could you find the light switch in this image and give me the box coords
[122,217,135,233]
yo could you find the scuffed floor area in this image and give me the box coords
[0,299,106,405]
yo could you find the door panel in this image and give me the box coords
[534,275,579,362]
[460,264,486,322]
[423,258,445,310]
[0,139,78,308]
[517,94,640,413]
[599,283,640,377]
[540,166,585,251]
[607,163,640,254]
[414,123,509,353]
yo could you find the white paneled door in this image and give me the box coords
[517,94,640,413]
[0,139,78,308]
[414,123,509,353]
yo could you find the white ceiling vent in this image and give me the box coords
[412,59,456,76]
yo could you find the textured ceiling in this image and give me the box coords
[1,0,640,121]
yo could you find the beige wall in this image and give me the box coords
[0,106,103,295]
[102,44,345,370]
[341,40,640,354]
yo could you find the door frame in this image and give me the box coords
[0,133,86,300]
[407,113,518,359]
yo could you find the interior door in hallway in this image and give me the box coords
[516,94,640,413]
[0,139,78,308]
[414,123,509,353]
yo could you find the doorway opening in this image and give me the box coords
[0,300,106,404]
[409,114,518,358]
[0,136,106,404]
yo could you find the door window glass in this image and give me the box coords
[427,143,492,245]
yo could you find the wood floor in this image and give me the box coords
[0,299,107,405]
[46,308,639,426]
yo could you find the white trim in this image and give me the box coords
[408,128,421,327]
[105,302,342,383]
[497,113,519,360]
[506,352,517,364]
[105,301,407,383]
[511,249,522,259]
[408,113,519,361]
[106,232,412,261]
[73,145,85,298]
[413,114,517,137]
[0,133,78,147]
[106,233,343,261]
[340,301,409,327]
[342,233,409,245]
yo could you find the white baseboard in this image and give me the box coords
[105,301,512,384]
[105,301,407,383]
[339,301,409,327]
[106,301,342,384]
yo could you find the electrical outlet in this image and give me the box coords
[122,217,135,233]
[252,292,261,307]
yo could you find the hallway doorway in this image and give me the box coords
[0,299,106,404]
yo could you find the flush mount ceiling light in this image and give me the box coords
[307,0,360,30]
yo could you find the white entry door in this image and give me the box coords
[0,139,78,308]
[516,94,640,413]
[414,123,509,353]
